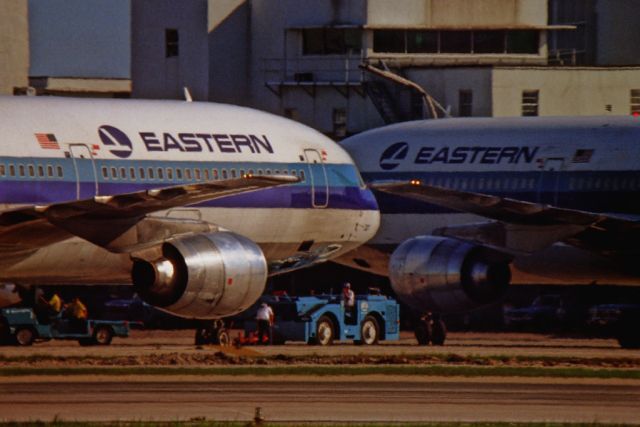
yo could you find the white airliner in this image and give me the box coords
[0,96,379,320]
[339,116,640,346]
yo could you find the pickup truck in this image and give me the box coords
[0,307,133,346]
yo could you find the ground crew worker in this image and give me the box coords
[342,282,355,317]
[256,302,274,345]
[65,297,88,331]
[48,293,62,314]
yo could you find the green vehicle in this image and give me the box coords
[0,307,133,346]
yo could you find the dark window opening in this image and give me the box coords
[507,31,538,54]
[407,31,438,53]
[165,29,179,58]
[631,89,640,115]
[459,90,473,117]
[302,28,362,55]
[373,30,405,53]
[373,29,539,55]
[522,90,539,116]
[440,31,471,53]
[473,31,505,53]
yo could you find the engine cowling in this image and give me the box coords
[389,236,511,313]
[131,232,267,319]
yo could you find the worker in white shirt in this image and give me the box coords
[256,302,274,344]
[342,282,355,317]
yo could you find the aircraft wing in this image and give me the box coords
[0,175,299,253]
[372,181,640,256]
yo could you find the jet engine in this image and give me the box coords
[389,236,511,313]
[131,232,267,319]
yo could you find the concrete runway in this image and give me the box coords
[1,376,639,423]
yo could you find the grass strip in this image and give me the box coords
[0,365,639,379]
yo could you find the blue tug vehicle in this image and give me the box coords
[243,294,400,345]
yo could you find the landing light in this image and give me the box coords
[410,179,422,186]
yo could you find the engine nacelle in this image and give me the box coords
[389,236,511,313]
[131,232,267,319]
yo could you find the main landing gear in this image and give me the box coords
[414,312,447,346]
[195,319,231,346]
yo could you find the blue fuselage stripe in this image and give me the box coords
[363,171,640,215]
[0,157,378,211]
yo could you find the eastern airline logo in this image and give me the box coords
[98,125,133,158]
[379,142,409,170]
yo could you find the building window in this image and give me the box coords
[631,89,640,115]
[459,90,473,117]
[165,29,179,58]
[333,108,347,138]
[373,30,406,53]
[373,30,538,55]
[302,28,362,55]
[522,90,539,116]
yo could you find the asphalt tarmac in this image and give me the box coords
[1,376,639,423]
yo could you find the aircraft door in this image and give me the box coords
[304,149,329,208]
[537,158,564,205]
[69,144,99,200]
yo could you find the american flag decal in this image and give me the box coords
[35,133,60,150]
[572,149,594,163]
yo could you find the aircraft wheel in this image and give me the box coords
[357,315,380,345]
[314,315,335,346]
[217,329,231,346]
[431,319,447,346]
[0,317,10,345]
[414,318,432,346]
[15,327,35,346]
[93,326,113,345]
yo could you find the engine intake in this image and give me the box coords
[389,236,511,313]
[132,232,267,319]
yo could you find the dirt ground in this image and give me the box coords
[2,330,639,368]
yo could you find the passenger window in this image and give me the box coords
[139,167,145,180]
[194,169,200,181]
[102,166,109,179]
[129,167,136,180]
[47,165,53,177]
[157,168,164,179]
[257,169,263,175]
[185,169,192,180]
[239,169,245,177]
[120,167,126,179]
[9,164,15,177]
[111,167,118,179]
[176,168,183,180]
[266,169,272,175]
[56,166,63,178]
[221,169,228,179]
[0,164,5,176]
[19,165,25,177]
[300,170,306,182]
[291,170,297,176]
[274,169,280,174]
[148,167,155,180]
[28,165,35,177]
[167,168,174,180]
[203,169,209,180]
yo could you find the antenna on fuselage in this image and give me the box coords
[183,87,193,102]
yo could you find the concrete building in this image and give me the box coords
[0,0,29,95]
[208,0,640,138]
[25,0,131,97]
[131,0,210,100]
